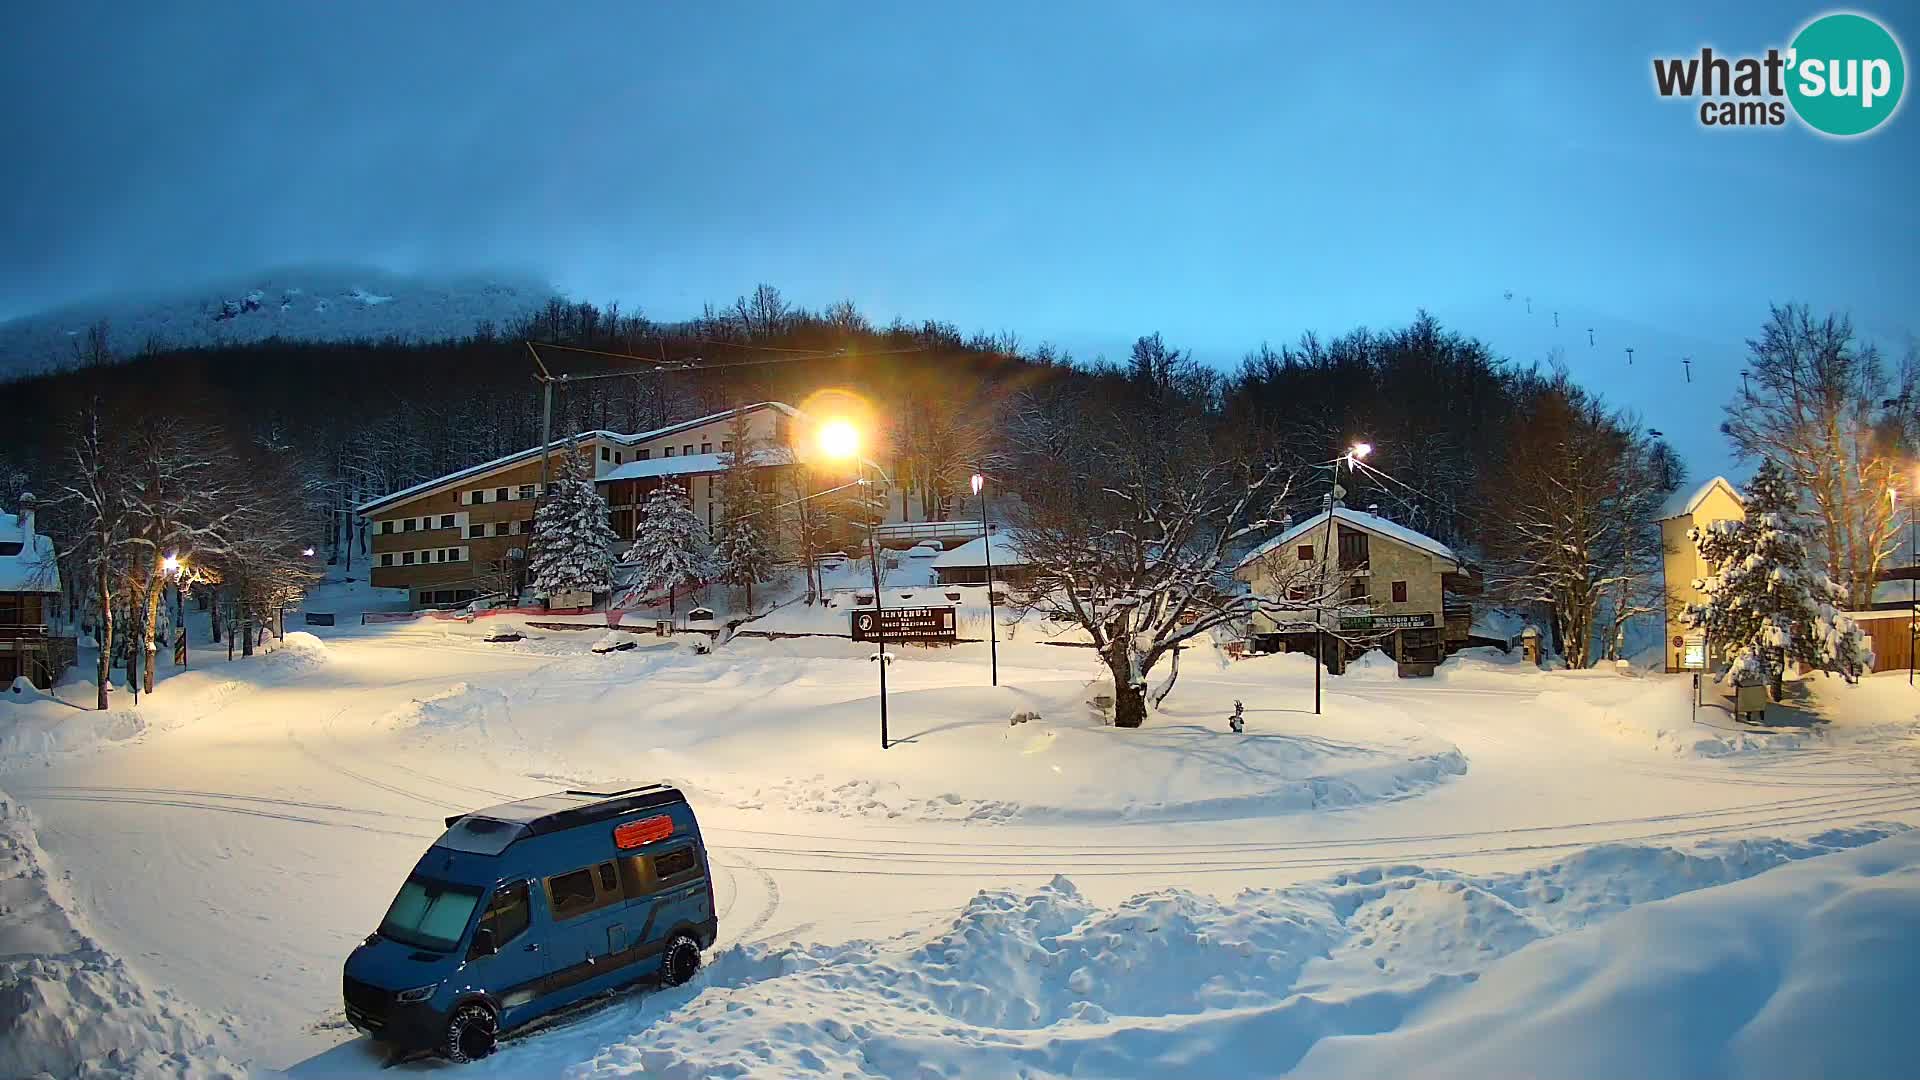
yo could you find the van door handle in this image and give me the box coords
[525,943,540,952]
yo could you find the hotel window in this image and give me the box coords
[521,519,534,534]
[638,449,650,460]
[1347,578,1368,601]
[494,522,510,536]
[403,518,416,532]
[446,548,460,561]
[469,524,484,538]
[439,514,455,529]
[402,552,415,565]
[472,490,487,504]
[721,440,733,452]
[1296,544,1313,561]
[496,487,509,501]
[518,484,536,500]
[1337,529,1370,571]
[663,447,675,457]
[701,442,712,454]
[683,444,693,456]
[381,520,394,534]
[615,452,623,463]
[380,553,394,567]
[1392,580,1408,603]
[600,447,610,461]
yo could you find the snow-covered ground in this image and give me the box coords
[3,581,1917,1077]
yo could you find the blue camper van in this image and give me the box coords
[342,782,717,1063]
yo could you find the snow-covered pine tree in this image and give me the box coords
[712,408,776,611]
[1684,459,1869,701]
[624,481,710,615]
[527,451,617,600]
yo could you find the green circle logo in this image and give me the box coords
[1787,12,1906,136]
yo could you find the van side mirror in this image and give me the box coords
[472,927,497,957]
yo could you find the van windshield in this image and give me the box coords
[378,876,482,952]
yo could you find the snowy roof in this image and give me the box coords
[0,511,60,593]
[929,528,1029,568]
[1235,507,1458,571]
[600,446,795,482]
[1656,475,1742,521]
[357,402,800,514]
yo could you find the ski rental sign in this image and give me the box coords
[850,605,957,642]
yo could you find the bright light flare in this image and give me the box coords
[1348,442,1373,462]
[818,419,861,460]
[302,547,317,557]
[970,473,984,496]
[162,553,182,574]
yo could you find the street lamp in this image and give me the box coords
[163,554,188,670]
[971,472,998,687]
[820,420,891,749]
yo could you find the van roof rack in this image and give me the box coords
[562,782,671,799]
[442,782,686,836]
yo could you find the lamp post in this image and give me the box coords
[972,472,998,687]
[162,553,187,670]
[820,419,891,749]
[1313,442,1372,714]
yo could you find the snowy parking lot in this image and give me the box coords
[3,596,1918,1078]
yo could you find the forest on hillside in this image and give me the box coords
[21,285,1908,693]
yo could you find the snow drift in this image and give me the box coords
[0,789,247,1079]
[478,827,1910,1080]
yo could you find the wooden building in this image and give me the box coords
[0,495,63,688]
[357,403,923,608]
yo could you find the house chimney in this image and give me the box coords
[17,492,33,539]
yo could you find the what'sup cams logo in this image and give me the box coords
[1653,11,1905,136]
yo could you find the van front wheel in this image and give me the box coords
[662,933,702,987]
[441,1001,498,1063]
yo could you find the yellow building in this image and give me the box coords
[1656,475,1745,673]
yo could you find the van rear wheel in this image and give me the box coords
[441,1001,498,1063]
[662,932,702,987]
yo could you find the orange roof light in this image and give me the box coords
[613,815,674,850]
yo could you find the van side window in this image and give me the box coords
[546,861,626,922]
[654,847,699,882]
[546,869,597,920]
[473,881,531,955]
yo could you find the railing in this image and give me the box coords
[0,623,50,641]
[873,519,986,546]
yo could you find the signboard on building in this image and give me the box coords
[1338,612,1436,631]
[851,606,957,642]
[1680,632,1706,670]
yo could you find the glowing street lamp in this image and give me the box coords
[971,472,998,687]
[162,553,188,669]
[1348,442,1372,463]
[818,419,861,461]
[819,418,892,749]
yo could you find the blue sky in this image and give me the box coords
[3,2,1914,478]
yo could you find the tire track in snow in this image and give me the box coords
[711,792,1920,877]
[16,791,439,841]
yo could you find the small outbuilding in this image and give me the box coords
[929,527,1032,587]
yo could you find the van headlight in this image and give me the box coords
[394,983,440,1004]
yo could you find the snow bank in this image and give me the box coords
[526,828,1908,1079]
[1296,828,1920,1079]
[0,789,248,1079]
